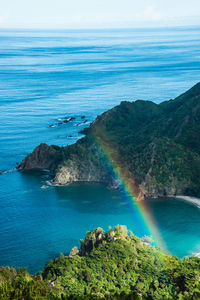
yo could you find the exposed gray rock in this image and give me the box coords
[79,228,105,256]
[69,247,79,257]
[53,159,111,186]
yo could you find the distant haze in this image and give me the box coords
[0,0,200,29]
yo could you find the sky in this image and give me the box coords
[0,0,200,29]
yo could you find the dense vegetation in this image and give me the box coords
[83,82,200,197]
[1,226,200,299]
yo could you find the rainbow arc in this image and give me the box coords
[93,134,168,253]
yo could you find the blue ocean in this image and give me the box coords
[0,26,200,274]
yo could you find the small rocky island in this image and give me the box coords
[18,83,200,200]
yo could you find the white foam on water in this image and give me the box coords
[176,196,200,209]
[192,252,200,258]
[0,167,16,175]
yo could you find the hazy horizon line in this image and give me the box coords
[0,22,199,31]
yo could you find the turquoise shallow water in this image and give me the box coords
[0,27,200,273]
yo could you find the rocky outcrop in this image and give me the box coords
[70,226,131,258]
[79,228,104,256]
[17,143,61,173]
[69,247,79,257]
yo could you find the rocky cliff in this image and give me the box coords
[18,83,200,199]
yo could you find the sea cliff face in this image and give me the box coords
[18,83,200,199]
[53,158,112,186]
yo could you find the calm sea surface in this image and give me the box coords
[0,27,200,273]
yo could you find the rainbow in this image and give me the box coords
[93,134,168,253]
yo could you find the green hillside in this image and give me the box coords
[1,226,200,299]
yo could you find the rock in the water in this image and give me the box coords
[69,117,75,121]
[63,117,75,123]
[41,185,48,189]
[0,170,6,175]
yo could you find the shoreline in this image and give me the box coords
[176,195,200,208]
